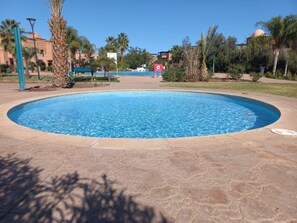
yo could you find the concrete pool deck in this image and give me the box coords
[0,76,297,222]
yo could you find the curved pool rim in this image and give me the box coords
[6,90,281,140]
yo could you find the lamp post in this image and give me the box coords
[26,18,40,80]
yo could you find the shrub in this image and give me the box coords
[265,71,273,78]
[162,67,185,82]
[40,64,46,71]
[0,64,9,73]
[275,70,284,79]
[47,66,53,72]
[250,72,263,82]
[227,64,245,80]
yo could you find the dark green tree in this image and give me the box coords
[66,26,81,69]
[199,26,218,81]
[170,45,183,65]
[0,19,25,69]
[124,47,152,69]
[117,33,129,63]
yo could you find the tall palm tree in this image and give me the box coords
[105,36,118,53]
[48,0,73,88]
[79,36,95,61]
[117,33,129,63]
[0,19,25,69]
[199,26,218,81]
[66,26,81,69]
[283,15,297,76]
[257,16,287,75]
[98,57,115,81]
[22,47,36,77]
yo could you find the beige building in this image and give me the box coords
[0,33,99,72]
[0,33,53,70]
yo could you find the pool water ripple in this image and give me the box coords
[8,91,280,138]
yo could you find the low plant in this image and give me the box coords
[250,72,263,82]
[47,66,53,72]
[0,64,9,73]
[163,67,185,82]
[227,64,245,80]
[265,71,273,78]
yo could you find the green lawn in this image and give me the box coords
[0,75,52,82]
[164,82,297,98]
[0,74,119,83]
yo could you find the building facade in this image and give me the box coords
[0,33,53,70]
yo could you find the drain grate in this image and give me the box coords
[271,129,297,136]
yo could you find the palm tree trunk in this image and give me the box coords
[272,49,279,75]
[200,58,208,81]
[121,51,124,63]
[284,61,288,77]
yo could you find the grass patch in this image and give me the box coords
[0,74,119,83]
[72,76,119,82]
[164,82,297,98]
[0,74,51,82]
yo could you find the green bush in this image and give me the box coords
[0,64,10,73]
[250,72,263,82]
[47,66,53,72]
[40,64,46,71]
[163,67,185,82]
[275,70,284,79]
[265,71,274,78]
[227,64,245,80]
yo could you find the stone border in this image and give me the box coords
[0,89,295,149]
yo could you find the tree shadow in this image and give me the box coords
[0,154,170,223]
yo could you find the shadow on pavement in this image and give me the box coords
[0,154,170,223]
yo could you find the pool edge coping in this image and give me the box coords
[0,89,296,149]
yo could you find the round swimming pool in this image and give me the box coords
[8,91,280,138]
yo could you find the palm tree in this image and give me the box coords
[257,16,287,75]
[98,57,115,81]
[79,36,95,61]
[22,47,36,77]
[48,0,73,88]
[283,15,297,76]
[66,26,81,70]
[199,26,218,81]
[0,19,25,69]
[105,36,118,53]
[117,33,129,63]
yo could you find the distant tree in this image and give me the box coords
[0,19,25,69]
[22,47,36,77]
[199,25,218,81]
[79,36,95,60]
[124,47,152,69]
[257,16,287,75]
[245,36,273,72]
[182,37,199,81]
[205,34,239,72]
[283,15,297,76]
[98,57,115,81]
[117,33,129,63]
[66,26,81,69]
[48,0,73,87]
[98,46,108,58]
[170,45,183,65]
[105,36,118,53]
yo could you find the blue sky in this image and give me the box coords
[0,0,296,53]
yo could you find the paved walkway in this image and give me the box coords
[0,77,297,222]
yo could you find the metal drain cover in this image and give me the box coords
[271,129,297,136]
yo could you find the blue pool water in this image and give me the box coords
[8,91,280,138]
